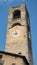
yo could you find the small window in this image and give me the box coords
[12,63,15,65]
[13,10,21,19]
[0,55,2,58]
[18,52,21,54]
[0,55,4,65]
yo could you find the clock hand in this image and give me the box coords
[13,31,18,35]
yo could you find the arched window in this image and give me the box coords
[12,23,21,28]
[13,10,21,19]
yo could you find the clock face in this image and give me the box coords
[12,29,21,38]
[7,25,25,43]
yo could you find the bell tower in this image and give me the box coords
[5,3,33,65]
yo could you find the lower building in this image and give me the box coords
[0,51,29,65]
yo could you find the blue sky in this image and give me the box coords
[0,0,37,65]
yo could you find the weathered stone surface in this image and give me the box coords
[0,51,29,65]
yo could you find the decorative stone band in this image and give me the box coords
[0,51,30,65]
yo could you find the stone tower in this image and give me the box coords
[5,3,33,65]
